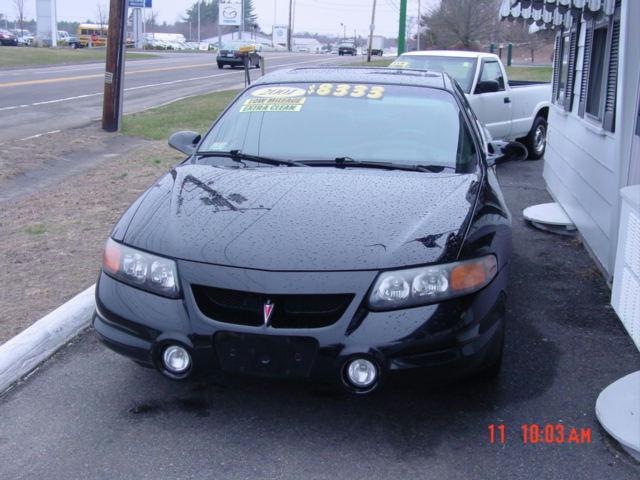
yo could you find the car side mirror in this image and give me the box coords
[168,131,201,155]
[475,80,500,94]
[487,140,528,166]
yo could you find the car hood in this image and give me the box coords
[119,164,479,271]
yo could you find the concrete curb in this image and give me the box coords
[0,284,96,395]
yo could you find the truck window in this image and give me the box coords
[479,61,505,91]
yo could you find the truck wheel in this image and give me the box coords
[523,116,547,160]
[217,62,224,69]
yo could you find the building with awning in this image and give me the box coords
[501,0,639,460]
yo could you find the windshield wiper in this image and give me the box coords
[302,157,455,173]
[196,150,304,167]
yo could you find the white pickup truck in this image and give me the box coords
[390,51,551,159]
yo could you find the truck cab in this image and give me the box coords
[390,51,551,159]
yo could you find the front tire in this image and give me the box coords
[217,62,224,69]
[523,115,547,160]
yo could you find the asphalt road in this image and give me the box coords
[0,51,356,143]
[0,158,639,480]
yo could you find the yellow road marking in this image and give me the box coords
[0,62,217,88]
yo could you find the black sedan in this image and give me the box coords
[216,41,261,69]
[338,42,357,56]
[94,67,525,394]
[0,29,18,46]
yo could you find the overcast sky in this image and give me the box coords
[0,0,438,38]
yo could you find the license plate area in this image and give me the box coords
[214,332,318,378]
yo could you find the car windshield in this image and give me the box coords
[389,56,478,93]
[198,83,477,172]
[223,42,249,50]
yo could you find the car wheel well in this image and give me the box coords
[536,107,549,121]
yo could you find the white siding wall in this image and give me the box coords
[618,0,640,188]
[544,19,619,276]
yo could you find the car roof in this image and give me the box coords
[253,67,453,91]
[399,50,498,60]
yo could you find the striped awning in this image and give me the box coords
[500,0,618,28]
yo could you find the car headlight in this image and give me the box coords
[102,238,180,298]
[368,255,497,310]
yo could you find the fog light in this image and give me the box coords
[346,358,378,389]
[162,345,191,374]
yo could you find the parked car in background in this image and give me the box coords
[11,29,34,46]
[390,51,551,159]
[0,29,18,46]
[93,67,525,394]
[57,30,70,42]
[216,41,261,69]
[67,35,84,49]
[338,42,357,56]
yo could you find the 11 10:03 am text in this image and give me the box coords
[488,424,592,445]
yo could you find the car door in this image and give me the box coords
[468,59,512,140]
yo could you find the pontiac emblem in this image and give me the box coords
[263,300,274,326]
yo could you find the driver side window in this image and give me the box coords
[479,61,505,91]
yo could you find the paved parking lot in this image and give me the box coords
[0,158,639,479]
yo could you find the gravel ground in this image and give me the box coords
[0,133,181,344]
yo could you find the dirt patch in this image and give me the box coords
[0,141,182,345]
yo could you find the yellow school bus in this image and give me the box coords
[77,23,108,47]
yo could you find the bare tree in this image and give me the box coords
[96,3,107,27]
[500,20,555,63]
[423,0,500,50]
[13,0,25,33]
[146,9,158,29]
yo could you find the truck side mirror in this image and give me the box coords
[475,80,500,94]
[487,140,528,166]
[168,131,201,156]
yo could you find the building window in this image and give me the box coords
[578,4,621,132]
[586,25,608,119]
[557,35,570,103]
[552,24,579,112]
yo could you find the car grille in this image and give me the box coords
[192,285,354,328]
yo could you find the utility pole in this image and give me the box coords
[241,0,245,39]
[287,0,293,51]
[197,0,201,43]
[397,0,407,55]
[273,0,277,46]
[416,0,421,51]
[367,0,377,63]
[102,0,128,132]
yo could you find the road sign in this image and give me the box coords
[273,25,288,46]
[219,0,242,26]
[129,0,151,7]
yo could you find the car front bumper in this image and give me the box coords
[93,261,508,391]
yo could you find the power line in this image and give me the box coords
[385,0,400,13]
